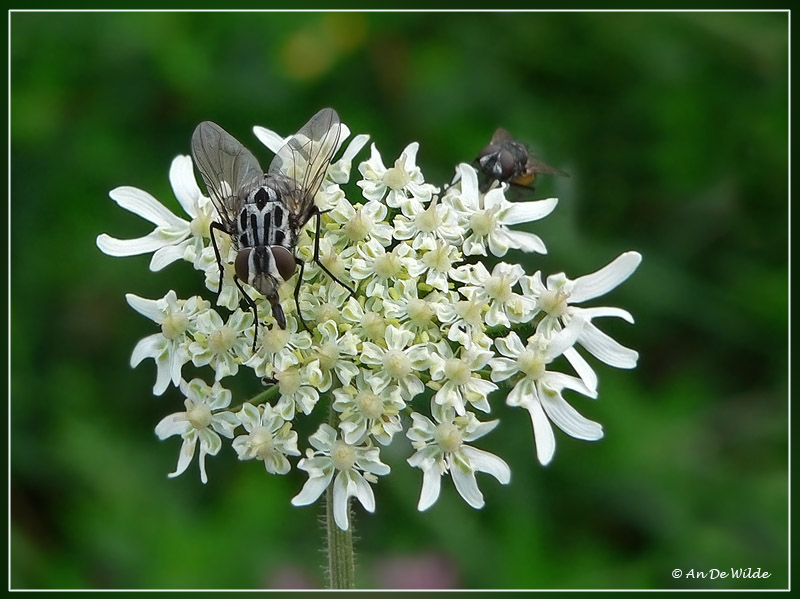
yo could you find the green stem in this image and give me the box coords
[326,484,355,589]
[325,396,356,589]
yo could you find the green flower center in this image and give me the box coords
[455,299,484,325]
[444,358,472,386]
[383,157,411,190]
[485,274,513,303]
[422,245,452,273]
[434,423,463,454]
[357,390,384,420]
[331,440,356,471]
[538,289,569,318]
[373,253,402,279]
[469,209,497,237]
[416,204,441,233]
[407,298,434,326]
[161,312,189,340]
[187,402,212,430]
[384,349,411,380]
[276,368,301,395]
[517,349,546,379]
[362,311,387,341]
[344,211,372,242]
[249,427,275,459]
[208,325,235,353]
[318,342,341,371]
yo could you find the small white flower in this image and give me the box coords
[350,239,418,298]
[453,262,537,327]
[360,325,430,400]
[246,320,313,378]
[382,280,445,341]
[407,239,461,292]
[272,364,321,421]
[428,342,498,415]
[523,251,642,372]
[392,196,463,250]
[325,198,394,248]
[126,291,209,395]
[292,424,390,531]
[341,296,390,343]
[304,321,360,392]
[447,163,557,257]
[97,156,216,271]
[357,142,438,210]
[436,291,491,348]
[333,373,407,446]
[407,405,510,511]
[188,308,254,380]
[154,378,239,484]
[232,403,300,474]
[489,326,600,466]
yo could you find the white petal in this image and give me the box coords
[494,332,524,358]
[168,435,196,478]
[579,322,639,368]
[527,399,556,466]
[579,306,635,324]
[564,347,598,395]
[130,333,164,366]
[417,467,442,512]
[291,472,332,506]
[169,155,202,218]
[462,446,511,486]
[96,232,172,257]
[252,126,289,154]
[500,197,558,225]
[539,391,603,441]
[332,472,351,530]
[109,186,186,228]
[154,413,190,439]
[352,473,376,513]
[570,251,642,304]
[150,242,189,271]
[126,294,164,322]
[450,460,484,509]
[504,230,548,254]
[543,318,585,361]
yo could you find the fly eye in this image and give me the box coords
[270,246,296,282]
[235,248,252,282]
[499,151,517,175]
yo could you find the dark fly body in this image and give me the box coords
[475,127,569,194]
[191,108,354,350]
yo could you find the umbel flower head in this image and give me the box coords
[97,109,641,530]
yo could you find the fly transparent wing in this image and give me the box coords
[526,157,570,178]
[191,121,264,230]
[491,127,514,144]
[268,108,341,227]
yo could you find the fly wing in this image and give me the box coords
[490,127,515,144]
[191,121,264,232]
[525,156,570,178]
[268,108,341,227]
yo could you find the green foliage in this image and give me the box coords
[10,11,787,589]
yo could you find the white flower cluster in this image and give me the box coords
[97,115,641,531]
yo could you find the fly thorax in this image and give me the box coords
[236,186,291,248]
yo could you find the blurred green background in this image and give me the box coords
[10,11,788,590]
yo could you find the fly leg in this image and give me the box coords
[293,257,311,333]
[310,207,356,297]
[233,275,260,353]
[209,221,228,297]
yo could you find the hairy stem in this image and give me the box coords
[325,396,355,589]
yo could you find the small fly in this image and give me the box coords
[475,127,569,194]
[191,108,354,350]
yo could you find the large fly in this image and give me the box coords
[191,108,354,350]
